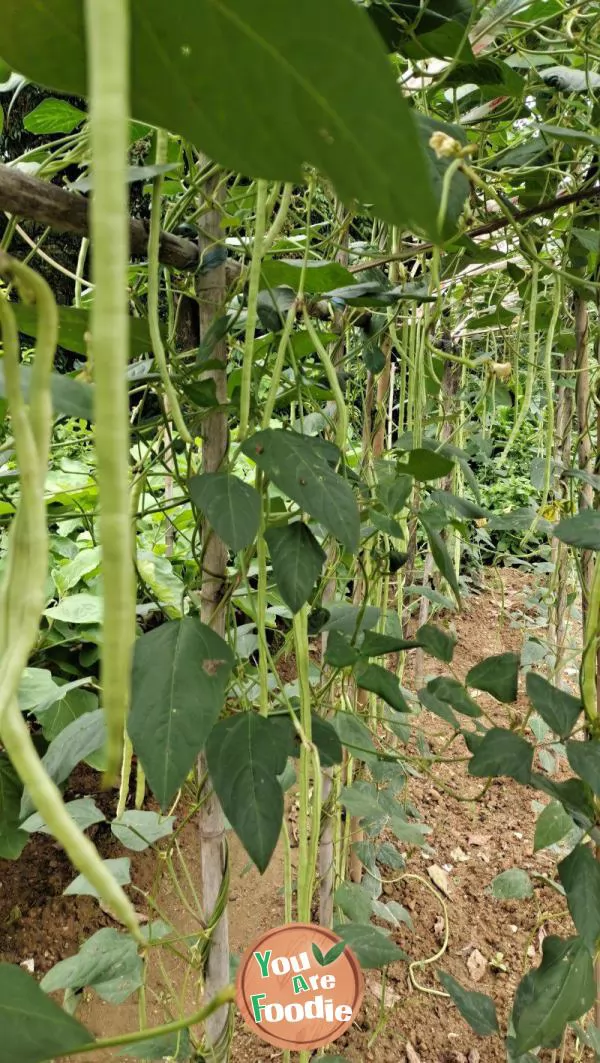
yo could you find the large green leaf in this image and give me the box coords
[466,653,520,703]
[468,727,533,784]
[41,928,143,1005]
[332,712,378,764]
[324,631,360,669]
[526,673,581,739]
[188,472,261,552]
[558,845,600,954]
[532,775,595,831]
[335,882,373,923]
[13,304,154,359]
[354,661,410,713]
[24,97,86,133]
[111,810,175,852]
[533,801,574,853]
[0,363,94,422]
[437,972,499,1037]
[370,0,474,60]
[0,754,28,860]
[0,965,92,1062]
[415,623,456,663]
[242,430,359,551]
[553,511,600,550]
[1,0,438,234]
[512,936,595,1053]
[35,688,98,743]
[265,522,326,614]
[333,923,408,968]
[359,630,420,656]
[565,740,600,797]
[418,511,461,606]
[427,677,481,718]
[206,713,287,873]
[44,593,103,625]
[261,259,356,294]
[401,448,453,481]
[128,618,234,809]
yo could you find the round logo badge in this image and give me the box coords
[236,922,364,1051]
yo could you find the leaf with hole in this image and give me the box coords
[526,673,581,739]
[558,845,600,954]
[188,472,261,552]
[206,713,288,873]
[242,430,359,552]
[468,728,533,784]
[512,936,595,1052]
[0,963,92,1063]
[265,522,326,614]
[41,928,143,1005]
[438,971,499,1036]
[1,0,439,234]
[466,653,520,703]
[128,618,234,809]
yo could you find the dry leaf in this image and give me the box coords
[466,948,487,983]
[428,863,451,897]
[366,976,400,1008]
[468,1050,481,1063]
[405,1043,422,1063]
[433,915,445,943]
[450,847,469,863]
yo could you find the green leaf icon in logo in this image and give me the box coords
[311,940,346,967]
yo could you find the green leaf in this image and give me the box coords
[359,630,419,656]
[40,928,142,1005]
[64,858,131,898]
[136,551,184,620]
[54,546,102,596]
[332,713,378,764]
[416,623,456,664]
[532,775,595,830]
[2,0,438,234]
[206,713,288,872]
[333,923,407,968]
[262,259,356,294]
[468,728,533,784]
[0,754,28,860]
[427,677,481,718]
[534,801,574,852]
[371,898,413,930]
[0,963,92,1062]
[401,448,454,481]
[270,713,343,768]
[119,1030,191,1060]
[335,882,373,923]
[128,618,234,809]
[565,740,600,797]
[17,667,61,712]
[437,972,499,1037]
[418,512,461,606]
[188,472,261,552]
[24,97,86,133]
[429,490,489,520]
[325,631,360,669]
[558,845,600,954]
[376,473,413,515]
[320,603,381,635]
[490,869,533,900]
[12,303,154,360]
[111,810,175,852]
[242,430,359,552]
[44,593,103,625]
[21,711,106,818]
[539,123,600,149]
[512,936,595,1052]
[23,797,105,836]
[265,522,326,614]
[572,228,600,254]
[36,688,98,743]
[526,673,581,739]
[466,653,520,703]
[418,686,460,729]
[554,511,600,550]
[443,58,524,95]
[371,0,474,60]
[354,661,410,713]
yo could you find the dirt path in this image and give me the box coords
[0,570,589,1061]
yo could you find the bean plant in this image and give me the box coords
[0,2,599,1062]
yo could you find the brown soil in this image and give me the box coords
[0,570,591,1062]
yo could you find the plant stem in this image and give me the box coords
[239,179,268,438]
